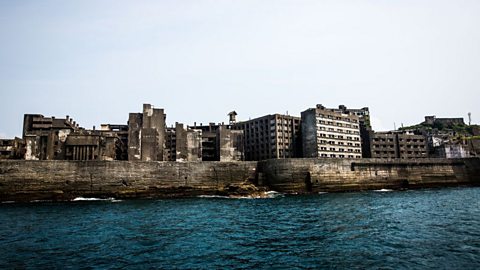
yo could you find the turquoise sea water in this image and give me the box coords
[1,187,480,269]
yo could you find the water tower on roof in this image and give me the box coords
[228,111,238,124]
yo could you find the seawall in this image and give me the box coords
[257,158,480,193]
[1,158,479,202]
[0,160,258,202]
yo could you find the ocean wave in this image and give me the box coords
[197,191,285,199]
[197,195,230,199]
[374,189,394,192]
[72,197,122,202]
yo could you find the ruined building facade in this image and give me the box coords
[192,123,244,161]
[128,104,166,161]
[370,131,427,159]
[301,105,362,158]
[5,102,474,162]
[234,114,301,161]
[23,114,79,160]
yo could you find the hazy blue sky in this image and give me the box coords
[1,0,479,138]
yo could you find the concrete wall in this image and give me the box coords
[258,158,480,193]
[1,158,479,202]
[217,127,244,161]
[301,109,317,158]
[0,160,258,202]
[175,123,202,161]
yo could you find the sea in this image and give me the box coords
[1,187,479,269]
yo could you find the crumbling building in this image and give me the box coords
[0,138,24,160]
[234,114,301,161]
[191,123,244,161]
[301,104,362,158]
[128,104,166,161]
[23,114,80,160]
[370,131,427,159]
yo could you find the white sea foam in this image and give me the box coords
[264,191,284,198]
[318,192,328,195]
[374,189,394,192]
[197,195,230,199]
[198,191,285,199]
[72,197,120,202]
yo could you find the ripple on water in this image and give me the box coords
[0,187,479,269]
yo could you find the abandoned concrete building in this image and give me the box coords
[128,104,166,161]
[6,103,478,162]
[316,105,372,157]
[23,114,81,160]
[191,123,244,162]
[424,115,465,127]
[22,114,128,161]
[301,104,362,159]
[0,138,23,160]
[165,123,202,162]
[233,114,301,161]
[370,131,428,159]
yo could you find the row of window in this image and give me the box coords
[319,147,361,153]
[319,133,360,140]
[373,138,425,143]
[320,153,361,158]
[373,151,427,155]
[318,120,359,129]
[318,126,359,134]
[319,140,361,147]
[373,144,426,149]
[317,114,359,123]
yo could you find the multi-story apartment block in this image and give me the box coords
[234,114,301,161]
[321,105,372,157]
[301,105,362,158]
[371,131,427,159]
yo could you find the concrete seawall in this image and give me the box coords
[0,161,258,202]
[1,158,479,202]
[257,158,480,193]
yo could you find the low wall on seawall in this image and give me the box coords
[0,160,258,202]
[257,158,480,193]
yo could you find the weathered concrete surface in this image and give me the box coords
[257,158,480,193]
[1,158,480,202]
[0,161,258,202]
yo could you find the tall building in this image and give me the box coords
[234,114,301,161]
[128,104,166,161]
[191,123,244,161]
[370,131,427,159]
[301,105,362,158]
[324,105,372,157]
[173,123,202,162]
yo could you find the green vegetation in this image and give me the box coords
[400,121,479,137]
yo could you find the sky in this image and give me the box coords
[1,0,479,138]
